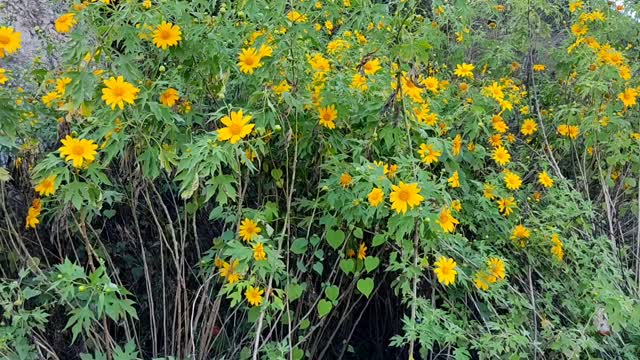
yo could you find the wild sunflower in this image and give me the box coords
[237,47,262,74]
[453,63,474,79]
[55,13,77,33]
[160,88,179,107]
[389,182,424,214]
[538,171,554,188]
[35,175,57,197]
[252,243,267,261]
[217,109,255,144]
[497,197,516,216]
[503,171,522,190]
[58,136,98,168]
[487,257,506,282]
[239,218,261,242]
[367,187,384,207]
[0,26,22,58]
[358,242,367,260]
[436,207,459,233]
[363,58,381,75]
[418,143,441,165]
[492,146,511,166]
[219,259,242,284]
[101,76,140,110]
[520,119,538,136]
[339,173,352,188]
[0,68,7,85]
[433,256,457,286]
[152,21,182,49]
[318,105,337,129]
[245,286,264,307]
[618,88,637,108]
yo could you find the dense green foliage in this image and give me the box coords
[1,0,640,359]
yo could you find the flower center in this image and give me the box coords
[0,35,9,45]
[244,56,256,66]
[160,30,172,40]
[112,86,125,98]
[229,123,243,135]
[71,144,86,156]
[398,190,409,201]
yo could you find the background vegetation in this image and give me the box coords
[1,0,640,359]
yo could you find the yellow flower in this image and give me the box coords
[219,259,242,283]
[358,242,367,260]
[0,68,7,85]
[504,171,522,190]
[483,82,504,100]
[238,47,262,74]
[101,76,140,110]
[252,243,267,261]
[551,234,564,261]
[399,75,424,103]
[436,207,460,233]
[497,197,516,216]
[339,173,352,188]
[272,80,291,96]
[152,21,182,49]
[350,73,368,91]
[389,182,424,214]
[618,88,637,108]
[451,199,462,212]
[318,105,337,129]
[418,143,441,165]
[35,175,57,197]
[511,224,530,247]
[143,0,151,8]
[487,257,506,282]
[43,91,60,108]
[433,256,457,286]
[0,26,22,58]
[25,206,40,229]
[308,53,331,73]
[217,109,254,144]
[492,115,508,134]
[421,77,439,93]
[239,218,261,242]
[557,124,580,139]
[160,88,179,107]
[520,119,538,136]
[59,136,98,168]
[492,146,511,166]
[363,58,381,75]
[483,183,496,200]
[571,23,588,37]
[55,13,77,33]
[384,164,398,178]
[452,134,462,156]
[55,77,72,95]
[287,10,307,23]
[532,64,546,72]
[474,272,491,291]
[538,171,554,188]
[367,187,384,207]
[454,63,474,79]
[448,171,460,188]
[245,286,264,306]
[569,0,583,12]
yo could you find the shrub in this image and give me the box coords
[1,0,640,359]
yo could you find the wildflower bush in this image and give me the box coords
[2,0,640,358]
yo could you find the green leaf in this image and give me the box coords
[357,278,374,298]
[326,229,345,249]
[286,283,303,302]
[372,233,387,247]
[324,285,339,302]
[364,256,380,273]
[291,238,308,255]
[317,299,333,318]
[353,227,363,239]
[339,259,355,274]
